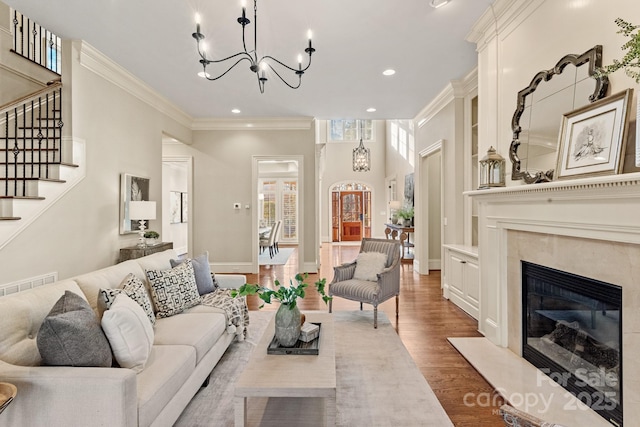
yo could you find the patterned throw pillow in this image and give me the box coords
[98,274,156,325]
[146,259,201,318]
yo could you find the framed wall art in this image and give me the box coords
[555,89,634,180]
[169,191,182,224]
[181,192,188,223]
[120,173,150,234]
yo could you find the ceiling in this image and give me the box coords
[5,0,493,120]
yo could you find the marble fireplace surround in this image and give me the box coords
[467,172,640,425]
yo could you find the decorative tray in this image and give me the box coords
[0,382,17,415]
[267,323,321,355]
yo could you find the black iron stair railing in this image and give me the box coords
[0,82,65,202]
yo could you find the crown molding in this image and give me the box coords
[415,67,476,129]
[466,0,542,49]
[74,40,192,129]
[192,117,314,131]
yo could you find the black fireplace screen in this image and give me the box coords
[522,261,622,426]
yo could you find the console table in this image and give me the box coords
[384,223,414,263]
[119,242,173,262]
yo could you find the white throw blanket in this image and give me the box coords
[200,289,250,341]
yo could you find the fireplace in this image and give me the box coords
[522,261,622,426]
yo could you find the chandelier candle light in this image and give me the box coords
[353,122,371,172]
[192,0,315,93]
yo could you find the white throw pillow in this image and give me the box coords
[353,252,388,281]
[101,294,154,373]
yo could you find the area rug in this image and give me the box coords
[175,310,453,426]
[258,247,294,266]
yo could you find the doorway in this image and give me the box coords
[418,141,442,274]
[252,156,304,274]
[330,182,371,242]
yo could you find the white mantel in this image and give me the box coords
[468,172,640,423]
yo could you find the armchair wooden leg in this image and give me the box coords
[396,295,399,318]
[374,306,378,329]
[329,299,333,313]
[360,302,363,311]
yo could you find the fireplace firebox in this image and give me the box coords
[522,261,622,426]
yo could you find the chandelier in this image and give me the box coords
[352,124,371,172]
[192,0,315,93]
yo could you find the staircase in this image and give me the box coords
[0,81,86,248]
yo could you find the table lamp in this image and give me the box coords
[129,201,156,247]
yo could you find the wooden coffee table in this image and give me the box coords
[234,311,336,426]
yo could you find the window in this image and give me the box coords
[259,178,298,242]
[399,127,407,159]
[390,122,398,150]
[328,119,374,142]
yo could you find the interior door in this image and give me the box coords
[341,192,362,241]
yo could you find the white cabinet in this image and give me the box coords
[443,244,479,320]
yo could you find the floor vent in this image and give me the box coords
[0,272,58,296]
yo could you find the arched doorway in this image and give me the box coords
[330,182,372,242]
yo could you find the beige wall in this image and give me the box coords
[163,126,318,272]
[0,40,190,284]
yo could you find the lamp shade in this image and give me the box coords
[129,201,156,220]
[389,200,402,210]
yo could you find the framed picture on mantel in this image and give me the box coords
[555,89,633,180]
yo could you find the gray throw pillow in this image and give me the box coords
[170,251,218,295]
[37,290,113,367]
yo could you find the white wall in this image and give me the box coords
[0,40,191,284]
[317,120,388,242]
[472,0,640,183]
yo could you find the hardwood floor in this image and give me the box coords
[245,243,504,426]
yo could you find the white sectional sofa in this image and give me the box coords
[0,249,246,427]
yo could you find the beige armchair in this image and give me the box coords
[328,238,402,328]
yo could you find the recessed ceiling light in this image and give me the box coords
[430,0,450,9]
[383,69,396,76]
[231,108,241,114]
[366,108,377,113]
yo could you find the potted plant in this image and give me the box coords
[396,206,414,227]
[144,230,159,246]
[596,18,640,83]
[232,273,331,347]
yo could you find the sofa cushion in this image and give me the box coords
[74,260,145,313]
[146,259,201,318]
[353,251,388,281]
[0,280,84,366]
[101,294,154,373]
[137,345,196,427]
[153,312,226,363]
[37,291,112,367]
[98,273,156,325]
[170,251,218,295]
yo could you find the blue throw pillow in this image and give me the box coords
[170,251,218,295]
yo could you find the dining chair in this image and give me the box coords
[273,220,282,254]
[259,223,278,258]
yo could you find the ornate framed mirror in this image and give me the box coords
[510,45,609,183]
